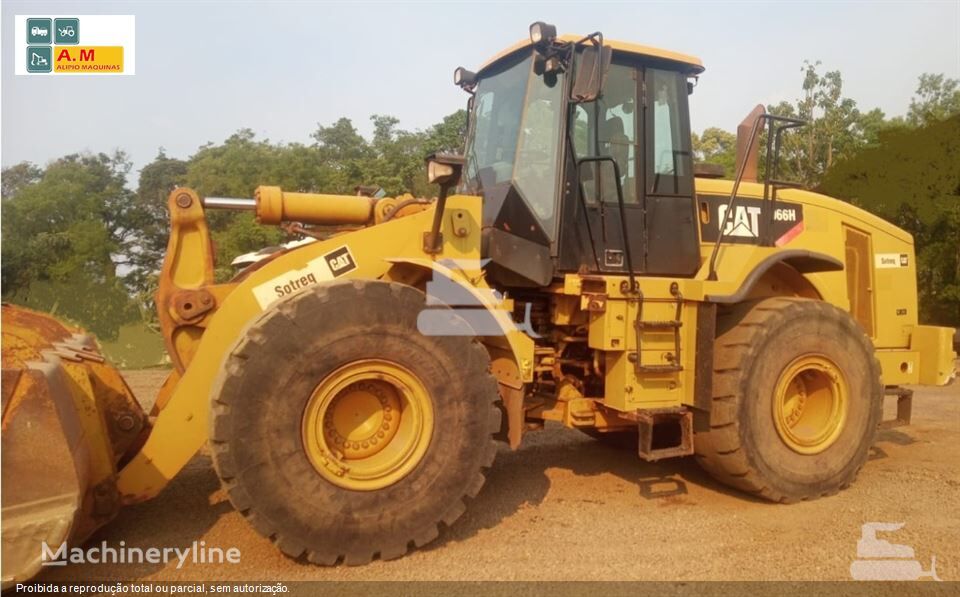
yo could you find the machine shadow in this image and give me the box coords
[44,412,900,577]
[37,452,232,582]
[427,424,770,553]
[439,420,921,552]
[42,422,812,579]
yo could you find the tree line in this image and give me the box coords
[1,112,466,339]
[2,66,957,342]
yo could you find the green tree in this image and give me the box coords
[1,162,42,200]
[425,109,468,154]
[123,150,189,322]
[907,74,960,126]
[692,127,737,176]
[820,115,960,326]
[2,110,470,329]
[766,61,862,187]
[184,130,291,279]
[1,152,142,339]
[364,114,424,195]
[850,107,888,149]
[311,118,371,193]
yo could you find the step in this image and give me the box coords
[635,320,682,329]
[636,364,683,374]
[636,407,694,462]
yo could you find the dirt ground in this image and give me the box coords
[40,368,959,582]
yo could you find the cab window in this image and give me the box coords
[514,62,565,230]
[645,68,693,196]
[570,62,639,205]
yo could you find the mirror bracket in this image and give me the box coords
[528,29,610,103]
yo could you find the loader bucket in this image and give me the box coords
[1,305,147,587]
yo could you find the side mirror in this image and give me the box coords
[571,44,612,103]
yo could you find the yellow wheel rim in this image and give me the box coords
[302,359,434,491]
[772,354,848,455]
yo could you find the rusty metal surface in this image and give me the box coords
[172,289,216,322]
[1,305,147,587]
[2,305,147,465]
[155,188,216,374]
[634,407,694,462]
[491,356,525,450]
[2,357,88,587]
[881,387,914,430]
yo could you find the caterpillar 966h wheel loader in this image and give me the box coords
[3,22,956,583]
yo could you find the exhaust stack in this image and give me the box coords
[734,104,766,183]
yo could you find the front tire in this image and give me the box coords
[210,280,500,564]
[695,297,882,502]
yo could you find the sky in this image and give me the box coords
[3,0,959,187]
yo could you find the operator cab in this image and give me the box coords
[456,25,704,287]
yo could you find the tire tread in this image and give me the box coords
[209,280,501,565]
[695,297,882,502]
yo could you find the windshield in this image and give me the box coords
[464,52,565,237]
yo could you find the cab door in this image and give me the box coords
[642,67,700,276]
[557,61,701,278]
[557,61,645,274]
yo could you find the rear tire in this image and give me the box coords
[695,297,882,502]
[209,280,500,564]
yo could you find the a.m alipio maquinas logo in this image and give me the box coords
[17,15,135,76]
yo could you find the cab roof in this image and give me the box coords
[479,34,705,76]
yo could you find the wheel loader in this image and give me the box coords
[3,22,957,584]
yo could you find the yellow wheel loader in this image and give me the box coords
[3,22,956,583]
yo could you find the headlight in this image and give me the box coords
[425,153,464,187]
[529,21,556,46]
[427,160,455,185]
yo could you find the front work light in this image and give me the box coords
[529,21,557,47]
[454,66,477,88]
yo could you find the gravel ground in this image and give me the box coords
[40,367,958,582]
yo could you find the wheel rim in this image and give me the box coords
[302,359,434,490]
[772,354,849,455]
